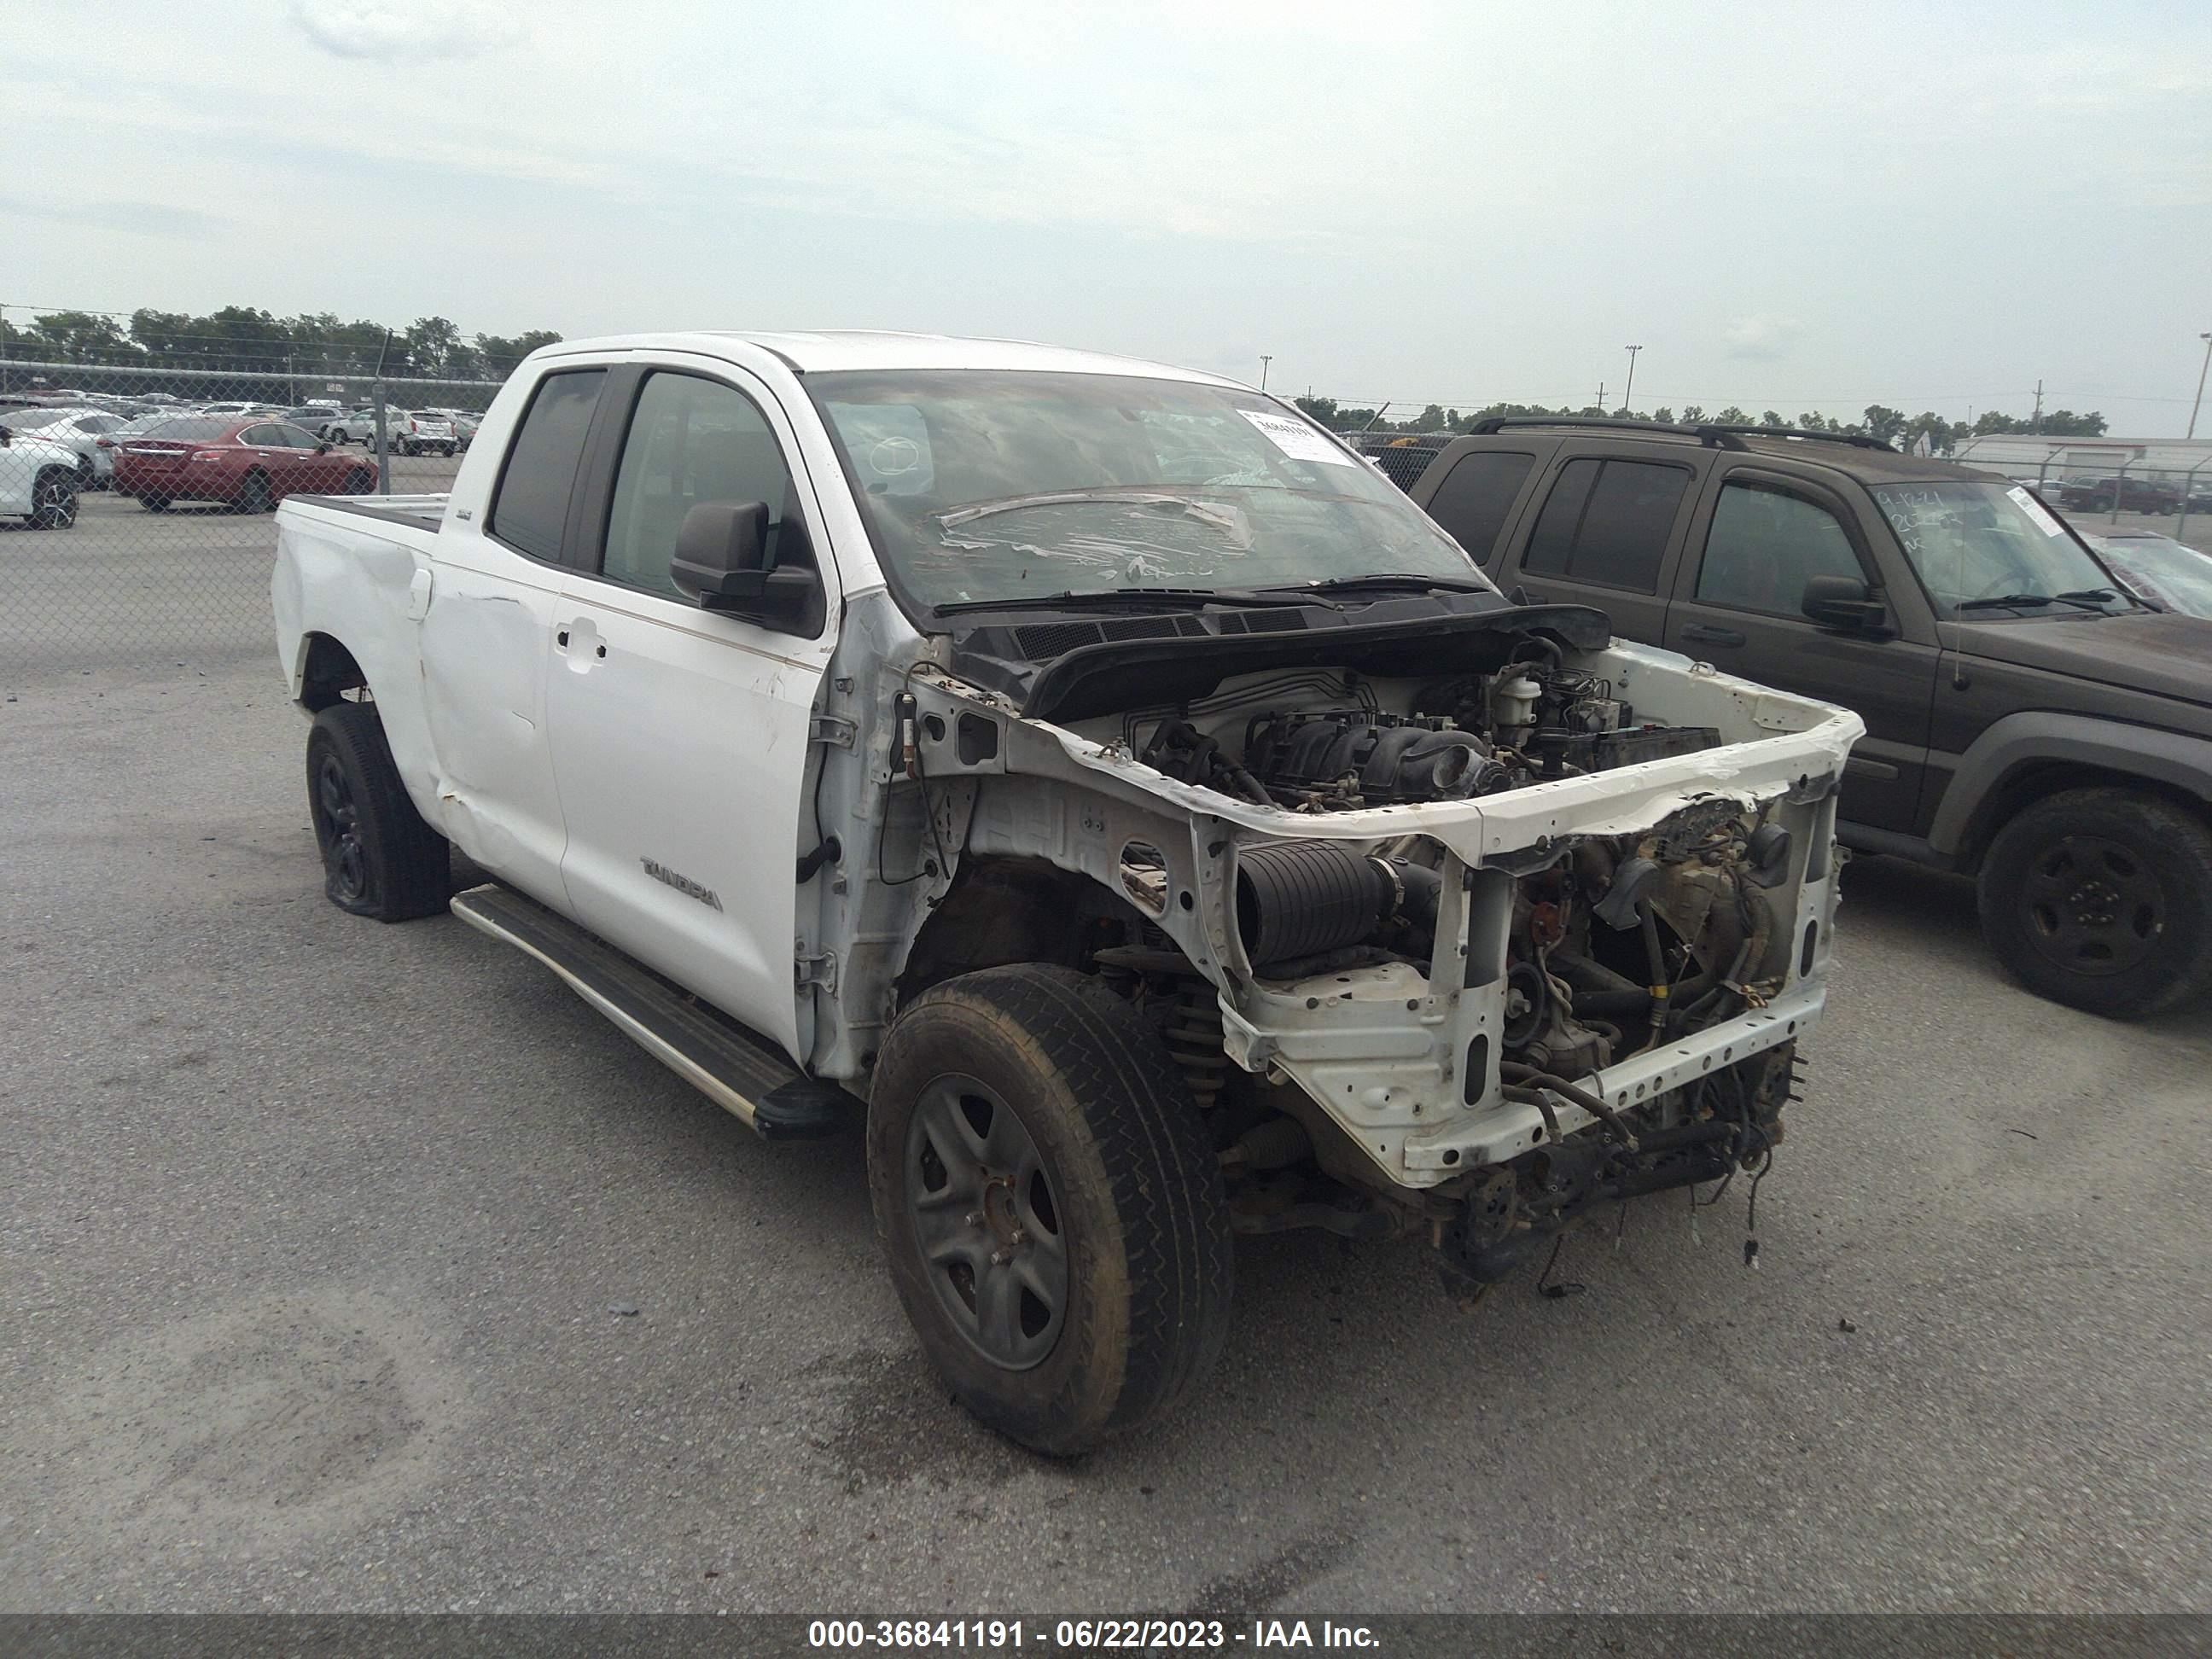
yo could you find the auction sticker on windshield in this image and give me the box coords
[2007,484,2067,538]
[1238,408,1354,467]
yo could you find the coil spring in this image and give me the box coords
[1165,979,1229,1110]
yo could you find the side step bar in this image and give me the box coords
[449,883,856,1139]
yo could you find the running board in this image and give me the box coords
[448,883,856,1139]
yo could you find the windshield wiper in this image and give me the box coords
[1956,589,2122,614]
[1271,572,1496,597]
[932,585,1329,618]
[938,491,1243,533]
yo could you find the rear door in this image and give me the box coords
[542,359,841,1063]
[415,366,610,905]
[1411,445,1542,579]
[1493,448,1701,643]
[1662,466,1938,830]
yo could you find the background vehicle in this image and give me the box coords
[396,411,456,456]
[0,422,82,527]
[2056,474,2183,515]
[2087,530,2212,618]
[0,406,129,487]
[114,416,375,511]
[281,405,347,439]
[273,331,1859,1455]
[1407,417,2212,1016]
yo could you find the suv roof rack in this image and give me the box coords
[1703,424,1895,452]
[1463,416,1749,451]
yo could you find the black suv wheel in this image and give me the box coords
[869,963,1233,1456]
[1978,789,2212,1017]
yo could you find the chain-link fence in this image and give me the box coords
[0,360,505,675]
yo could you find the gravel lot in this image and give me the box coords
[2,492,2207,1615]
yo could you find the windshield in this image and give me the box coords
[2091,536,2212,619]
[809,370,1493,610]
[1870,480,2127,615]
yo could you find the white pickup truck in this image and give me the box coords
[272,331,1862,1453]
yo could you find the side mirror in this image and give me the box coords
[316,442,331,455]
[671,500,818,629]
[0,428,11,448]
[1802,573,1887,632]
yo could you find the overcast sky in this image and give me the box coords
[7,0,2210,428]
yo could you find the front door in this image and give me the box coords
[1663,468,1938,831]
[543,364,839,1062]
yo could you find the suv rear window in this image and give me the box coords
[1522,457,1690,592]
[488,370,606,561]
[1423,451,1534,564]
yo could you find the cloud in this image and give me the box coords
[288,1,521,63]
[1723,315,1803,361]
[0,195,224,239]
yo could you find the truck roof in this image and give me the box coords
[536,329,1245,386]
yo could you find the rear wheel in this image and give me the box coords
[869,963,1233,1456]
[27,469,78,529]
[1978,789,2212,1018]
[342,468,374,495]
[305,701,450,922]
[232,471,272,515]
[142,492,171,511]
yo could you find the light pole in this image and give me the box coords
[2189,333,2212,440]
[1621,345,1643,414]
[1259,354,1273,391]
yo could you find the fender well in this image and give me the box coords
[895,854,1140,1005]
[1933,712,2212,868]
[297,632,368,711]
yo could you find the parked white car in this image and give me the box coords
[395,411,457,457]
[0,406,130,486]
[0,422,83,527]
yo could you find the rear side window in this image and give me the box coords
[1423,451,1534,563]
[488,370,606,561]
[1696,480,1865,615]
[1522,457,1690,592]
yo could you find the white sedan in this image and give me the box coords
[0,405,130,487]
[0,423,84,527]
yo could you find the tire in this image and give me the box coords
[869,963,1233,1456]
[73,454,96,489]
[142,493,171,511]
[27,469,78,529]
[341,468,373,495]
[305,701,450,922]
[1977,789,2212,1018]
[232,471,272,515]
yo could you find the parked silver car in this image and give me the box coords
[0,406,130,486]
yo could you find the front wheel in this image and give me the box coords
[869,963,1233,1456]
[27,469,79,528]
[341,468,374,495]
[305,701,450,921]
[1978,789,2212,1018]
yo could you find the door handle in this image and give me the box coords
[1679,623,1746,648]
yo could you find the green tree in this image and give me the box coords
[1679,405,1705,423]
[1861,405,1907,445]
[24,310,137,364]
[1650,406,1674,424]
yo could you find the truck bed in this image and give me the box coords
[287,492,450,533]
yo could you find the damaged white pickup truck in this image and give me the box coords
[272,332,1863,1453]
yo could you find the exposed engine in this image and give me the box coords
[1135,655,1721,815]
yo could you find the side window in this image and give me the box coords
[241,424,281,447]
[276,424,319,448]
[1423,451,1534,563]
[1695,480,1866,616]
[601,372,796,599]
[1522,457,1690,592]
[487,370,606,562]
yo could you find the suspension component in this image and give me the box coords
[1165,978,1229,1109]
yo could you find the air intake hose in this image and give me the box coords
[1235,841,1399,972]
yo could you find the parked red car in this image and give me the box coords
[111,416,378,512]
